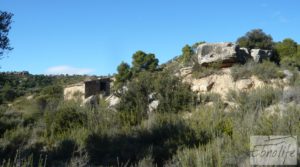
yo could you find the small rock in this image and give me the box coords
[148,100,159,113]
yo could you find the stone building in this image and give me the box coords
[64,77,111,101]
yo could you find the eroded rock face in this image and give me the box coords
[250,49,273,62]
[196,42,238,67]
[195,42,274,65]
[236,79,253,90]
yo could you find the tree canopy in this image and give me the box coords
[181,45,194,65]
[275,38,298,58]
[236,29,273,50]
[115,62,132,88]
[0,11,13,57]
[132,50,159,74]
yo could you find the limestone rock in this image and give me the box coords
[250,49,273,62]
[106,94,120,108]
[148,100,159,113]
[196,42,238,67]
[179,67,193,77]
[191,79,214,92]
[236,79,253,90]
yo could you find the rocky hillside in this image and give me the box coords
[1,35,300,166]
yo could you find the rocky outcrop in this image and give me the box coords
[250,49,273,62]
[196,42,238,67]
[183,68,266,99]
[179,67,193,77]
[196,42,273,66]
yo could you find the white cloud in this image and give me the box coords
[45,65,94,75]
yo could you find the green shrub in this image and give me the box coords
[252,61,285,81]
[154,72,196,113]
[227,87,281,112]
[45,105,87,136]
[280,54,300,70]
[118,71,196,116]
[198,92,222,104]
[236,29,273,50]
[231,60,284,82]
[230,61,255,81]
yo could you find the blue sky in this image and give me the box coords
[0,0,299,75]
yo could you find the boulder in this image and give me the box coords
[196,42,238,67]
[250,49,273,62]
[105,94,120,108]
[148,100,159,113]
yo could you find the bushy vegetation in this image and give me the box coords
[1,29,300,166]
[0,72,87,104]
[236,29,274,50]
[1,69,299,166]
[275,38,300,70]
[231,60,285,82]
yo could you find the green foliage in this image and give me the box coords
[154,72,195,113]
[275,38,298,58]
[117,72,153,119]
[0,11,13,57]
[1,82,17,102]
[280,54,300,70]
[1,41,300,166]
[252,61,285,81]
[227,86,281,112]
[274,38,300,69]
[230,61,255,81]
[132,50,159,74]
[0,72,85,104]
[115,61,132,89]
[36,85,63,111]
[180,45,194,65]
[45,105,86,136]
[237,29,273,50]
[231,61,284,82]
[118,71,195,117]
